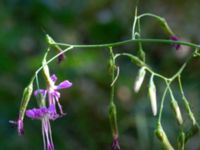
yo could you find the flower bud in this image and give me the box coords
[155,125,175,150]
[170,99,183,125]
[148,75,157,116]
[19,80,33,120]
[178,131,185,150]
[134,67,146,93]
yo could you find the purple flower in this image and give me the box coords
[26,106,59,150]
[170,35,181,50]
[111,137,120,150]
[34,74,72,116]
[26,105,60,120]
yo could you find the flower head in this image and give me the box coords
[34,74,72,116]
[26,106,59,150]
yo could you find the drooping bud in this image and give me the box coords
[155,125,175,150]
[11,78,34,135]
[178,131,185,150]
[134,67,146,92]
[170,99,183,125]
[148,75,157,116]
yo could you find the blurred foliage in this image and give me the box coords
[0,0,200,150]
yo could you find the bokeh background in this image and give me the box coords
[0,0,200,149]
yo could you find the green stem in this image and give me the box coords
[33,46,74,81]
[53,38,200,49]
[158,85,169,124]
[178,76,197,125]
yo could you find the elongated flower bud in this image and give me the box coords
[170,99,183,125]
[109,102,118,137]
[15,79,33,135]
[148,75,157,116]
[155,125,175,150]
[134,67,146,92]
[178,131,185,150]
[19,81,33,119]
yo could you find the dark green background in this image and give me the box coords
[0,0,200,149]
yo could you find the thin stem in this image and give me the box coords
[114,53,168,80]
[132,7,138,39]
[178,75,197,125]
[158,84,169,124]
[138,13,163,20]
[110,47,115,103]
[53,38,200,49]
[111,67,120,87]
[33,46,74,81]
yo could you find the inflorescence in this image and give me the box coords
[10,8,200,150]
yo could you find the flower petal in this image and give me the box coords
[50,90,60,99]
[26,107,48,119]
[48,104,59,120]
[57,80,72,90]
[50,74,57,83]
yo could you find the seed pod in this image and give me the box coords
[134,67,146,93]
[170,99,183,125]
[19,80,33,120]
[155,125,175,150]
[148,75,157,116]
[109,102,118,137]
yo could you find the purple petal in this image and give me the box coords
[48,144,54,150]
[48,104,59,120]
[50,74,57,83]
[26,107,48,119]
[56,80,72,90]
[50,90,60,99]
[34,89,46,96]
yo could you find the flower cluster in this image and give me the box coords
[25,74,72,150]
[10,74,72,150]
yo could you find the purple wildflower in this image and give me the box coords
[34,74,72,116]
[170,35,181,50]
[111,137,120,150]
[26,106,59,150]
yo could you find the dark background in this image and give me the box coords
[0,0,200,149]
